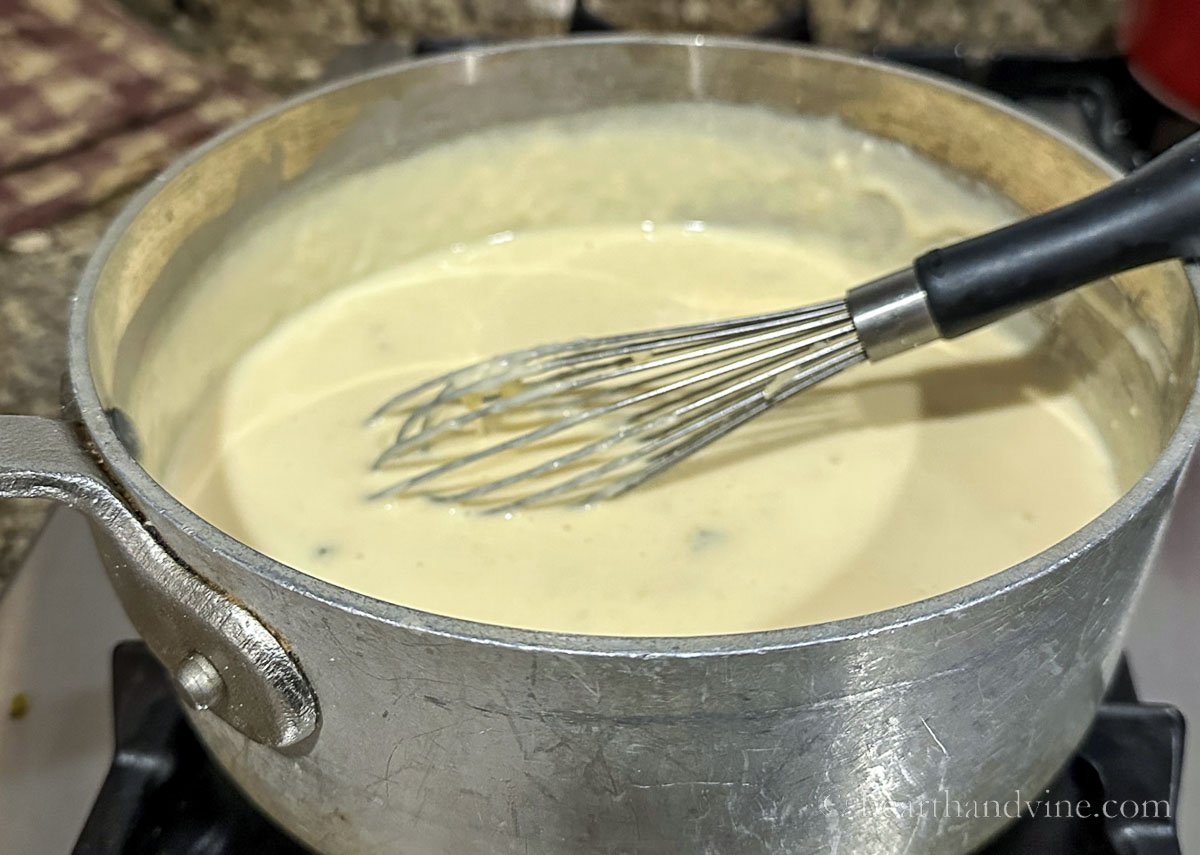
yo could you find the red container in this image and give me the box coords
[1123,0,1200,119]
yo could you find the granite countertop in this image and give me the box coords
[0,0,1121,588]
[0,204,127,585]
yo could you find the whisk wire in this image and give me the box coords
[375,312,855,464]
[370,301,846,421]
[374,321,857,490]
[371,300,864,509]
[465,341,867,512]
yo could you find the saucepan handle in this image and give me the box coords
[0,414,319,750]
[0,415,135,513]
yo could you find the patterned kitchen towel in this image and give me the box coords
[0,0,270,237]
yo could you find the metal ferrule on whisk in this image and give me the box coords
[845,268,942,361]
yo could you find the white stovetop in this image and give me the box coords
[1,474,1197,853]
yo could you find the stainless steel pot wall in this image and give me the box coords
[2,37,1199,855]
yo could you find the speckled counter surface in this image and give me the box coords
[0,203,124,585]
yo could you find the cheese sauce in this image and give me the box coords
[157,106,1121,636]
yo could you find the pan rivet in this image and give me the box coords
[175,652,226,711]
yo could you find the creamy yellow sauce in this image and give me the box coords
[156,106,1121,636]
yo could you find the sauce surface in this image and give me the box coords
[159,107,1121,635]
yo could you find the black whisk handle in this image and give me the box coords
[914,131,1200,339]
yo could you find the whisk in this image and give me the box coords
[371,132,1200,512]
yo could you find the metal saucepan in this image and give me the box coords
[1,37,1198,855]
